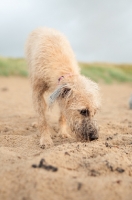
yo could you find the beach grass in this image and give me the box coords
[0,57,27,77]
[0,57,132,83]
[80,62,132,83]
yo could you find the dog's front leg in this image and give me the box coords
[58,114,71,139]
[39,117,53,149]
[32,84,53,149]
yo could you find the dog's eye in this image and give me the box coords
[80,109,89,117]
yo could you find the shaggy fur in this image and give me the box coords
[25,27,100,148]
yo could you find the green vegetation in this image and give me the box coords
[0,57,132,83]
[80,62,132,83]
[0,57,27,77]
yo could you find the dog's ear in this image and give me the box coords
[60,87,71,98]
[49,85,71,105]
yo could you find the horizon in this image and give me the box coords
[1,56,132,65]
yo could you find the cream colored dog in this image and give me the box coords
[25,27,100,148]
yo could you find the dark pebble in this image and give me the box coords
[32,158,58,172]
[77,182,82,190]
[116,167,125,173]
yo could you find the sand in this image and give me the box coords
[0,77,132,200]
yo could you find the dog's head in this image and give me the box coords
[49,75,101,141]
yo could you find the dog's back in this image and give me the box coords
[25,27,80,88]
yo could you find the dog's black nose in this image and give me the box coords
[89,131,99,141]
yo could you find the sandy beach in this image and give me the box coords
[0,77,132,200]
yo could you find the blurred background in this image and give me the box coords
[0,0,132,83]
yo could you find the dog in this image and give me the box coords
[25,27,101,148]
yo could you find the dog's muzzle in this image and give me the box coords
[73,119,99,141]
[89,129,99,141]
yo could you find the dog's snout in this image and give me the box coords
[73,119,99,141]
[89,130,98,141]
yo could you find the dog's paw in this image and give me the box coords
[59,131,72,139]
[40,135,53,149]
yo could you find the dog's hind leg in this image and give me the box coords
[32,80,53,148]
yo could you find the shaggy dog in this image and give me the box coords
[25,27,100,148]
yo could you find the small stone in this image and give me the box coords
[1,87,8,91]
[4,127,9,132]
[106,136,113,140]
[116,180,121,184]
[32,164,37,168]
[65,152,70,156]
[77,182,82,190]
[105,142,112,148]
[116,167,125,173]
[90,169,100,176]
[31,122,38,128]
